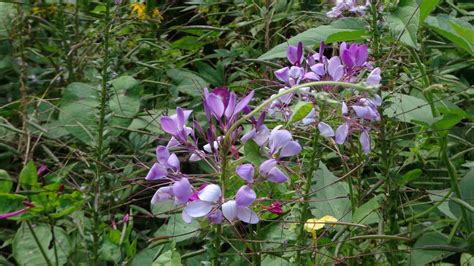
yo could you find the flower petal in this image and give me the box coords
[259,159,277,176]
[235,90,255,114]
[269,128,292,155]
[173,178,192,203]
[236,164,254,183]
[222,200,237,222]
[360,130,371,154]
[182,211,193,224]
[318,122,335,137]
[151,186,173,204]
[208,210,223,224]
[183,200,212,218]
[274,67,289,83]
[198,184,221,202]
[236,185,256,207]
[206,93,225,119]
[156,146,170,164]
[335,122,349,145]
[145,163,167,180]
[160,116,177,135]
[237,207,259,224]
[268,167,289,183]
[279,141,301,157]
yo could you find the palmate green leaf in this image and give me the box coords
[288,102,313,125]
[166,69,209,97]
[352,195,382,225]
[153,214,199,243]
[383,92,435,125]
[409,232,454,265]
[109,76,141,136]
[309,162,351,222]
[425,14,474,55]
[258,18,368,60]
[386,0,419,48]
[13,223,72,266]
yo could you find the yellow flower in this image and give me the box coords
[304,215,338,233]
[151,8,163,20]
[130,3,146,20]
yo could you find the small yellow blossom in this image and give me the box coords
[130,3,146,20]
[304,215,338,232]
[151,8,163,20]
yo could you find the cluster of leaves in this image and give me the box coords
[0,0,473,265]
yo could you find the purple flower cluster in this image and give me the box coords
[327,0,370,18]
[271,41,382,154]
[145,88,301,225]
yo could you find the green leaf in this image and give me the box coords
[309,162,351,222]
[153,214,200,243]
[428,189,456,219]
[166,69,208,97]
[243,140,266,165]
[13,223,72,266]
[352,195,382,224]
[461,253,474,266]
[152,244,181,266]
[259,18,368,60]
[288,102,313,124]
[0,193,26,215]
[19,161,38,191]
[110,75,140,93]
[386,0,419,48]
[431,113,463,130]
[449,168,474,230]
[61,82,98,104]
[409,232,454,265]
[394,168,422,186]
[425,14,474,55]
[151,200,177,218]
[383,92,435,125]
[0,170,13,193]
[418,0,440,23]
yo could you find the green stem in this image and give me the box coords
[441,135,471,229]
[27,221,52,266]
[92,0,111,263]
[49,217,59,266]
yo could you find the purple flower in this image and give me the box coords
[274,66,305,86]
[222,191,259,224]
[360,130,371,154]
[160,107,193,146]
[262,201,283,215]
[236,164,254,183]
[327,0,369,18]
[145,146,180,180]
[318,122,335,137]
[259,159,289,183]
[204,88,254,124]
[182,184,221,223]
[268,126,301,158]
[241,113,270,146]
[304,56,344,85]
[235,185,257,207]
[302,108,316,125]
[366,67,381,86]
[340,42,368,70]
[37,164,48,177]
[335,121,350,144]
[352,96,382,121]
[287,42,304,66]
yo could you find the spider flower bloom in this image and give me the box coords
[327,0,369,18]
[268,126,301,158]
[182,184,222,223]
[340,42,368,70]
[241,112,270,146]
[145,146,180,180]
[287,41,304,66]
[204,88,254,129]
[222,185,259,224]
[259,159,289,183]
[236,163,254,183]
[262,201,283,215]
[160,107,193,147]
[150,177,193,205]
